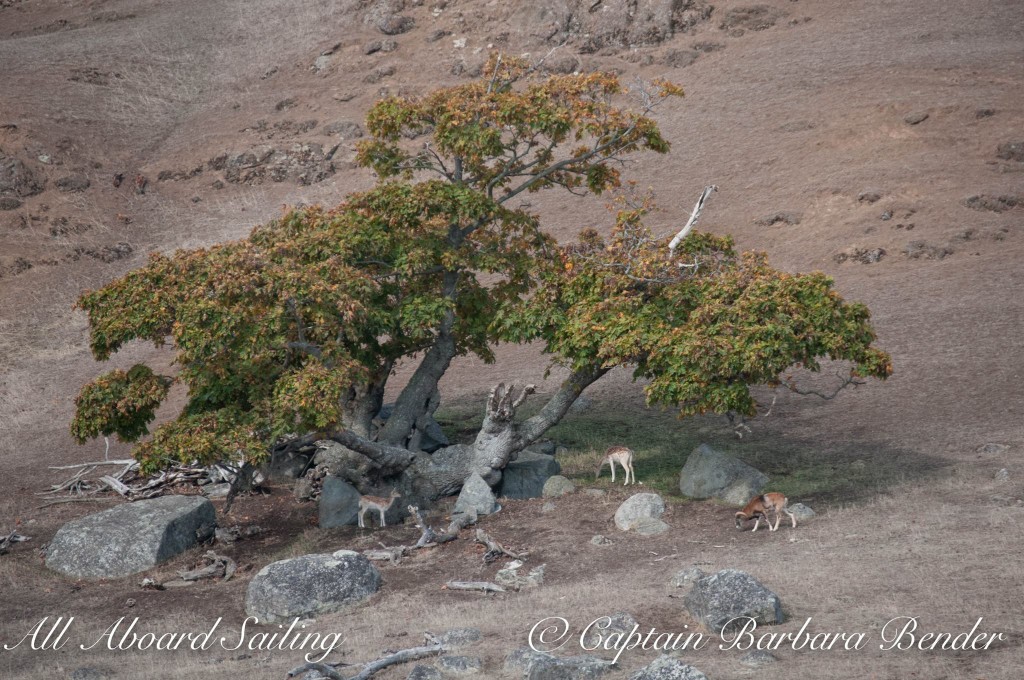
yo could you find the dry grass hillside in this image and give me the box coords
[1,0,1023,678]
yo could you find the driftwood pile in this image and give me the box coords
[37,459,252,509]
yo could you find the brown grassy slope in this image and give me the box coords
[1,0,1023,678]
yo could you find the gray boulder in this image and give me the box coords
[407,666,443,680]
[581,612,638,649]
[683,569,783,634]
[671,566,705,588]
[438,656,482,675]
[542,475,576,498]
[318,476,362,528]
[245,549,381,623]
[614,493,666,532]
[678,444,768,505]
[454,472,499,516]
[788,502,816,520]
[629,655,708,680]
[499,451,562,499]
[46,496,216,579]
[505,647,612,679]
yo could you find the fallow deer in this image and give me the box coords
[735,492,796,532]
[595,446,636,485]
[357,489,401,528]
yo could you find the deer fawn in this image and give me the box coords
[735,492,796,532]
[595,446,636,485]
[358,489,401,528]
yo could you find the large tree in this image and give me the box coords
[71,57,891,504]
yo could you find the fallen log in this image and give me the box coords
[443,580,506,593]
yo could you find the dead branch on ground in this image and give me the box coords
[0,530,30,555]
[474,528,528,563]
[443,580,506,593]
[286,642,447,680]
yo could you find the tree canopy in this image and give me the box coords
[71,56,890,493]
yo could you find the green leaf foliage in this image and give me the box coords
[71,58,889,471]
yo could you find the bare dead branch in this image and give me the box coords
[668,185,717,255]
[474,529,528,563]
[444,580,506,593]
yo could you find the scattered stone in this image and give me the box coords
[378,15,415,35]
[495,560,545,590]
[904,111,929,125]
[995,468,1010,482]
[740,650,778,667]
[880,210,893,220]
[835,246,885,264]
[664,48,699,68]
[69,242,133,263]
[964,194,1022,213]
[692,41,724,52]
[671,566,705,588]
[754,211,801,226]
[584,488,606,497]
[55,174,90,192]
[364,65,397,83]
[504,647,613,679]
[276,97,297,111]
[678,443,768,505]
[499,450,561,499]
[323,120,364,139]
[436,628,483,646]
[978,443,1010,455]
[543,53,581,74]
[858,189,883,203]
[683,569,783,633]
[996,141,1024,163]
[902,241,952,260]
[214,525,262,544]
[0,197,21,210]
[426,29,450,43]
[438,656,482,675]
[407,666,443,680]
[590,534,613,546]
[221,144,336,185]
[319,476,363,528]
[46,496,216,579]
[454,472,499,516]
[541,501,556,513]
[363,39,398,55]
[975,108,996,118]
[614,493,666,532]
[582,612,638,649]
[312,56,334,74]
[719,5,787,32]
[788,502,815,520]
[542,475,576,498]
[629,655,708,680]
[245,550,381,623]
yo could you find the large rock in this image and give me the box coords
[505,648,612,679]
[454,472,499,516]
[499,451,562,499]
[245,550,381,623]
[629,655,708,680]
[0,152,45,197]
[678,444,768,505]
[683,569,783,634]
[318,476,362,528]
[46,496,216,579]
[614,493,666,532]
[542,475,576,498]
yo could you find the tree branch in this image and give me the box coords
[517,364,610,445]
[668,185,717,255]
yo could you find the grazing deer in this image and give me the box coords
[357,489,401,528]
[595,446,636,485]
[735,492,796,532]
